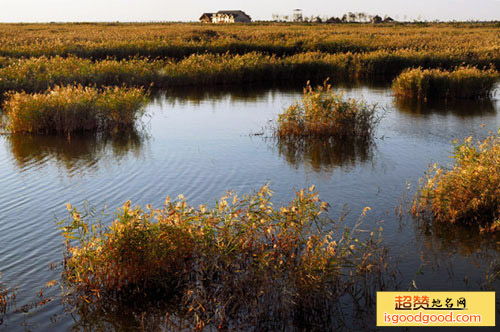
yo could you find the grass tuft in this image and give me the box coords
[276,80,378,139]
[2,85,148,134]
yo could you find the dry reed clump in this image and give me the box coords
[276,80,378,139]
[2,85,148,134]
[60,186,386,330]
[392,66,499,100]
[412,132,500,233]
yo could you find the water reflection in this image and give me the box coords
[153,83,301,107]
[6,130,147,174]
[272,136,374,172]
[152,80,387,107]
[412,217,500,289]
[395,98,498,118]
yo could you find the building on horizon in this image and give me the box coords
[200,10,251,23]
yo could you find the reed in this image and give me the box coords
[277,80,378,138]
[0,23,498,64]
[60,186,386,330]
[0,51,498,95]
[0,274,13,318]
[412,133,500,233]
[2,85,148,134]
[392,67,499,100]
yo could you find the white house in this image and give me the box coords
[200,10,251,23]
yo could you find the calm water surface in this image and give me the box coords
[1,84,499,330]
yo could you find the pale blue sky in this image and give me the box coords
[0,0,499,22]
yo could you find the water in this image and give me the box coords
[1,83,499,330]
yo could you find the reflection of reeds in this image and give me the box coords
[412,213,500,289]
[7,130,146,172]
[275,136,373,172]
[60,186,387,330]
[393,67,499,100]
[394,96,496,117]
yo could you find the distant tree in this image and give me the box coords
[312,16,322,23]
[327,17,342,24]
[341,14,348,23]
[348,12,357,22]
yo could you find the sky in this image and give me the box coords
[0,0,499,22]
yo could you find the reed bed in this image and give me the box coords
[0,56,161,94]
[2,85,148,134]
[0,50,499,95]
[277,80,378,139]
[412,133,500,233]
[60,186,386,330]
[393,66,499,100]
[0,23,498,62]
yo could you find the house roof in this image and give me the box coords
[216,10,251,19]
[199,13,214,20]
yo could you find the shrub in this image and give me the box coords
[392,66,499,100]
[276,80,378,138]
[2,85,148,134]
[60,186,386,330]
[412,133,500,232]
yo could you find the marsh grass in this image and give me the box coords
[0,23,498,65]
[412,133,500,233]
[277,80,378,139]
[0,51,498,95]
[60,186,387,330]
[0,56,161,94]
[2,85,148,134]
[392,66,499,100]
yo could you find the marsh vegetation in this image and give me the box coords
[2,85,148,134]
[393,67,499,100]
[0,22,499,330]
[276,80,378,139]
[412,133,500,233]
[60,186,387,330]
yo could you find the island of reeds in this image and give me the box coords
[276,80,378,139]
[392,67,499,100]
[2,85,148,134]
[412,133,500,233]
[60,186,386,330]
